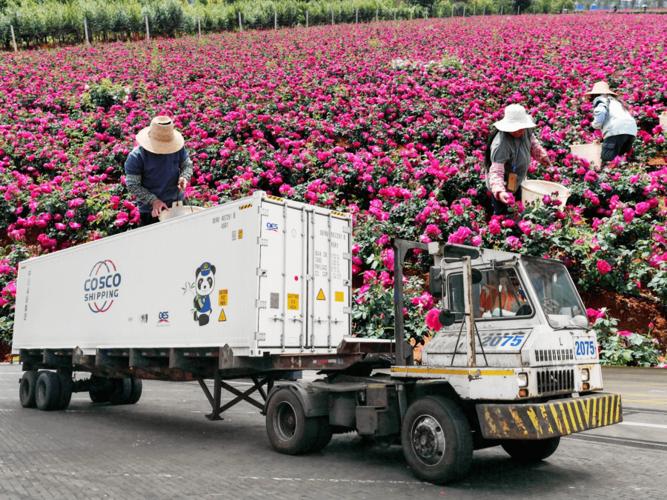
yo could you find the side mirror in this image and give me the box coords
[471,269,483,285]
[439,310,456,327]
[429,267,443,297]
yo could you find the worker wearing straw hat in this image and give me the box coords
[586,81,637,163]
[487,104,552,215]
[124,116,193,226]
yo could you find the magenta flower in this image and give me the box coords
[596,260,613,275]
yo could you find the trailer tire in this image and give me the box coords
[309,417,332,453]
[401,396,473,485]
[89,375,113,403]
[501,437,560,463]
[19,371,39,408]
[109,378,133,405]
[127,377,142,404]
[266,388,319,455]
[56,372,73,410]
[35,371,62,411]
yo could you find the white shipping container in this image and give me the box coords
[12,192,352,357]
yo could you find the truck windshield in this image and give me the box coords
[522,259,588,329]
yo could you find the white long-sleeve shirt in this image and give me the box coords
[592,96,637,138]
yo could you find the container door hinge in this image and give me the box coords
[342,253,352,260]
[256,268,268,277]
[258,238,269,246]
[255,332,267,341]
[342,226,352,234]
[342,307,352,314]
[260,208,270,217]
[255,300,267,309]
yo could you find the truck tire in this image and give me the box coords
[401,396,473,484]
[89,375,113,403]
[266,388,319,455]
[309,417,332,453]
[501,437,560,463]
[127,377,142,405]
[109,378,133,405]
[19,371,39,408]
[56,372,73,410]
[35,371,62,411]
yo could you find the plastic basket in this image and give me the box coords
[158,202,204,222]
[660,112,667,132]
[521,180,570,206]
[570,143,602,167]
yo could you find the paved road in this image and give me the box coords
[0,365,665,499]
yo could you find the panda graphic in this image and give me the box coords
[193,262,216,326]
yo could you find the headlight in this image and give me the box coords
[517,372,529,388]
[581,368,590,382]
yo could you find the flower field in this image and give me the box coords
[0,14,665,363]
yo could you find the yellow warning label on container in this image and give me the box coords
[335,291,344,303]
[218,309,227,322]
[238,229,244,239]
[316,289,326,301]
[218,289,228,306]
[287,293,299,310]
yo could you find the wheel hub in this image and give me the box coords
[275,402,297,440]
[411,415,446,466]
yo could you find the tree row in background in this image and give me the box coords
[0,0,576,49]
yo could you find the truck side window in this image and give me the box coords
[448,268,532,321]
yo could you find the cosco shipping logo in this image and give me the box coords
[84,260,122,313]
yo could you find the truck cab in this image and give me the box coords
[266,240,622,485]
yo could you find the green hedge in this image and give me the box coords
[0,0,427,48]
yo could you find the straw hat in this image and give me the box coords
[585,81,617,96]
[493,104,537,133]
[136,116,184,154]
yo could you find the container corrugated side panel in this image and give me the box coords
[12,194,263,353]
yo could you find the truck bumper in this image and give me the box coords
[476,393,622,440]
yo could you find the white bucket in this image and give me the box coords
[521,180,570,206]
[660,111,667,132]
[570,143,601,167]
[158,202,204,222]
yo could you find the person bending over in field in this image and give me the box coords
[586,81,637,164]
[485,104,552,215]
[124,116,193,226]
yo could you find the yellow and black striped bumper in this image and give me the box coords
[477,393,622,440]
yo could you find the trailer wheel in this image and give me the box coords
[401,396,473,484]
[19,371,39,408]
[56,372,73,410]
[89,375,113,403]
[309,417,332,453]
[127,377,142,405]
[109,378,133,405]
[266,388,318,455]
[501,437,560,463]
[35,371,62,411]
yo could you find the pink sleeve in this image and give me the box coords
[530,135,549,164]
[488,162,506,195]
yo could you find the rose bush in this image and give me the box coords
[0,14,665,363]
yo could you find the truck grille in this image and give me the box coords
[537,368,574,395]
[535,349,574,363]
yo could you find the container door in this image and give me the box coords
[307,210,351,348]
[256,200,307,350]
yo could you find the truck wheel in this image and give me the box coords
[109,378,133,405]
[127,377,142,405]
[89,375,113,403]
[401,396,473,484]
[266,388,319,455]
[56,372,73,410]
[19,371,39,408]
[309,417,332,453]
[502,437,560,463]
[35,371,62,411]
